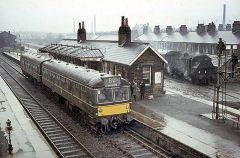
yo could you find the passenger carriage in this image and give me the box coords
[20,53,132,132]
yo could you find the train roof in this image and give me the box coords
[42,59,130,88]
[20,53,51,64]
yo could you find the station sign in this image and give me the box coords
[103,76,121,87]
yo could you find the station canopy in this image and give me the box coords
[39,44,104,61]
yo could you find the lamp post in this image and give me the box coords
[6,119,13,157]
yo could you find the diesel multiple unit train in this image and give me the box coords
[164,51,216,84]
[20,53,131,132]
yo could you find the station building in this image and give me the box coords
[39,16,167,97]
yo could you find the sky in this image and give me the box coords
[0,0,239,33]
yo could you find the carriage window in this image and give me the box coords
[73,83,78,96]
[67,79,72,91]
[97,88,113,103]
[114,87,129,102]
[142,65,151,85]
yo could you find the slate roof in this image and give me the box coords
[40,43,104,61]
[57,39,167,65]
[135,31,240,45]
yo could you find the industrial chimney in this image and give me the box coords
[94,15,96,34]
[223,4,226,30]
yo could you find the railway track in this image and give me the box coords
[1,53,212,157]
[107,127,171,158]
[0,56,95,158]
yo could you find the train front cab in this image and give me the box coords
[93,86,132,132]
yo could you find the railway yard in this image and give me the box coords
[0,50,239,158]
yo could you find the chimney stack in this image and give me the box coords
[196,24,206,35]
[179,25,188,35]
[207,22,216,34]
[118,16,131,46]
[232,21,240,34]
[218,24,224,31]
[226,24,231,31]
[77,22,81,42]
[166,26,173,34]
[77,21,86,42]
[154,25,160,34]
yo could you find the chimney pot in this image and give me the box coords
[79,22,81,29]
[125,18,128,27]
[121,16,124,26]
[82,21,85,29]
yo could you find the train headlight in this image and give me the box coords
[198,71,200,74]
[126,104,129,109]
[205,70,207,74]
[98,109,102,113]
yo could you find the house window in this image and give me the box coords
[142,65,151,85]
[103,62,108,73]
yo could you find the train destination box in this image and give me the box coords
[103,76,121,87]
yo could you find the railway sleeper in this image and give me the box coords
[31,111,46,115]
[41,123,58,129]
[39,121,57,126]
[50,135,69,141]
[34,115,51,120]
[42,126,61,131]
[58,145,79,150]
[125,145,144,150]
[132,152,155,158]
[62,149,85,156]
[47,132,66,138]
[55,141,76,147]
[27,107,44,111]
[34,116,52,121]
[52,137,72,143]
[64,153,88,158]
[22,101,39,106]
[128,148,149,154]
[44,129,63,135]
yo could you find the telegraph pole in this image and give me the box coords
[214,38,226,119]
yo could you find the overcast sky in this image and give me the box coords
[0,0,239,33]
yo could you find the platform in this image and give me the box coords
[0,77,57,158]
[132,88,240,158]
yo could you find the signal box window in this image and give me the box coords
[142,65,151,85]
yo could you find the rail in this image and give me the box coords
[0,57,96,158]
